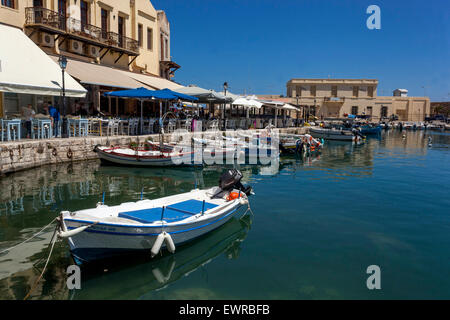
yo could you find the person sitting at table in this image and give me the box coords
[72,103,88,117]
[43,102,60,137]
[21,104,35,139]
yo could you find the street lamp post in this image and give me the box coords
[223,82,228,130]
[58,56,68,138]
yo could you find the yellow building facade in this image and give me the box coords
[287,79,430,121]
[0,0,180,117]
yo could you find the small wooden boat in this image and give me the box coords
[94,145,196,167]
[358,125,381,135]
[309,127,361,142]
[58,169,253,264]
[279,134,323,154]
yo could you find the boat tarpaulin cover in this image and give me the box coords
[118,200,219,223]
[0,24,87,97]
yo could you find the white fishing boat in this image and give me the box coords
[57,169,253,264]
[279,134,323,154]
[309,127,361,141]
[94,145,196,167]
[152,139,237,164]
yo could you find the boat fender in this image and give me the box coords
[164,232,176,254]
[58,223,97,239]
[151,232,165,257]
[239,197,248,205]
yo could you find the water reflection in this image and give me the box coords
[73,215,251,300]
[1,130,448,299]
[0,214,251,300]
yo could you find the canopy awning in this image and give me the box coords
[174,86,232,103]
[50,56,152,90]
[121,71,184,90]
[104,87,197,101]
[0,24,87,97]
[232,97,263,109]
[281,104,300,111]
[104,87,175,99]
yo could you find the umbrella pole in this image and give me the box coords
[140,99,143,135]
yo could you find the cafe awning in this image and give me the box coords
[0,24,87,97]
[123,71,184,90]
[174,86,232,103]
[49,56,151,90]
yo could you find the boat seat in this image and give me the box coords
[118,199,219,224]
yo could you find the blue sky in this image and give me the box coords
[152,0,449,101]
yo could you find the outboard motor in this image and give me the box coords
[219,169,252,196]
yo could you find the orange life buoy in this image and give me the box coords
[226,192,241,201]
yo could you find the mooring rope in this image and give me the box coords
[0,217,57,255]
[23,226,59,300]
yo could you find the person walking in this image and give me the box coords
[44,102,60,137]
[21,104,35,139]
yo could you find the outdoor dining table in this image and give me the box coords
[2,119,22,141]
[67,118,89,137]
[31,118,52,139]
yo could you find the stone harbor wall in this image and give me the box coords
[0,128,306,175]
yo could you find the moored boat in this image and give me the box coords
[57,169,253,264]
[358,124,382,135]
[94,145,196,167]
[309,127,362,142]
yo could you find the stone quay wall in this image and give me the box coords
[0,128,307,175]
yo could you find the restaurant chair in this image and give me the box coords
[167,119,176,133]
[0,119,4,142]
[106,119,119,136]
[148,118,157,134]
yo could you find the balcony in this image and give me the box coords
[25,7,139,56]
[25,6,67,34]
[323,97,345,104]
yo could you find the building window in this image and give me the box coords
[80,0,89,27]
[160,34,164,60]
[147,28,153,50]
[310,85,316,97]
[58,0,67,31]
[165,38,168,59]
[1,0,16,9]
[101,9,108,38]
[381,106,388,118]
[367,106,373,115]
[351,106,358,115]
[118,16,124,47]
[287,87,292,97]
[331,86,337,97]
[353,86,359,97]
[138,24,143,48]
[296,86,302,97]
[368,86,374,97]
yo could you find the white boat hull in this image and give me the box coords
[61,187,250,264]
[95,146,196,167]
[309,127,355,141]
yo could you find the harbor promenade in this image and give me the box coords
[0,127,307,175]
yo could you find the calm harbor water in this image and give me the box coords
[0,130,449,300]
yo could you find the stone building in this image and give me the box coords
[286,79,430,121]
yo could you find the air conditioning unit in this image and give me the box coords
[87,45,100,58]
[68,40,83,54]
[40,32,54,47]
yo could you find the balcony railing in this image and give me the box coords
[105,32,139,53]
[25,7,139,55]
[25,6,66,32]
